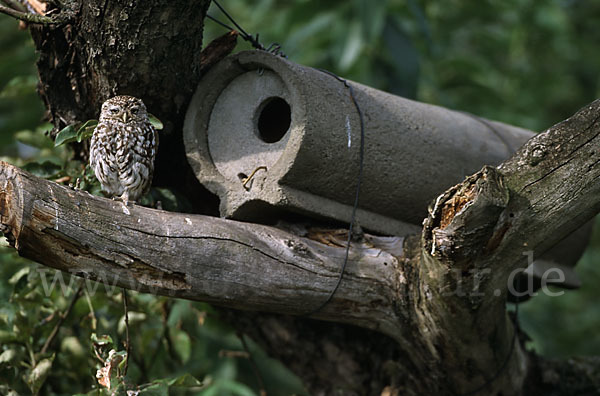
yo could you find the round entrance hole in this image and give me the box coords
[256,97,291,143]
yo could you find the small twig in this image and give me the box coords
[0,0,26,12]
[40,280,83,355]
[199,30,238,75]
[237,332,266,396]
[84,289,97,331]
[0,3,71,25]
[121,288,131,377]
[54,175,71,184]
[219,349,250,359]
[146,300,171,373]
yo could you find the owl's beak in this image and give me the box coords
[122,112,129,123]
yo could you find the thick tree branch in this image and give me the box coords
[2,97,600,394]
[417,99,600,394]
[0,161,405,339]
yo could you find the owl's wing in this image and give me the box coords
[89,133,97,167]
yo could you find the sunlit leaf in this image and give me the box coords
[0,349,19,366]
[91,333,113,346]
[148,113,163,130]
[8,266,29,285]
[339,20,363,71]
[60,336,86,358]
[26,356,54,395]
[118,311,146,334]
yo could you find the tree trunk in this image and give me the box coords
[29,0,216,211]
[2,98,600,394]
[2,1,600,395]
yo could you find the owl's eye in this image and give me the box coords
[130,106,140,114]
[109,107,120,114]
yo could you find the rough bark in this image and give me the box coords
[30,0,209,133]
[2,99,600,394]
[1,1,600,394]
[28,0,217,212]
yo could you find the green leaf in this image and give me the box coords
[76,119,98,142]
[0,330,18,344]
[339,20,364,71]
[148,113,163,130]
[359,0,387,42]
[0,75,38,98]
[382,18,420,99]
[22,161,62,179]
[60,336,86,358]
[26,356,54,395]
[10,266,30,296]
[14,125,53,149]
[167,373,204,387]
[91,333,113,346]
[139,381,169,396]
[8,267,29,285]
[118,311,146,334]
[0,349,19,366]
[170,328,192,364]
[202,380,257,396]
[54,124,78,147]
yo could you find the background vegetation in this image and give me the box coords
[1,0,600,394]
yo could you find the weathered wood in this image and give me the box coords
[416,99,600,394]
[0,161,404,337]
[28,0,215,209]
[2,100,600,395]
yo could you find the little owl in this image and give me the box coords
[89,95,158,204]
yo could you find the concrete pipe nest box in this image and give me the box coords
[183,50,536,236]
[183,50,590,297]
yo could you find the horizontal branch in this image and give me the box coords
[2,98,600,395]
[0,2,72,25]
[0,161,405,338]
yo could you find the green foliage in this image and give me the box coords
[0,17,44,155]
[53,115,161,148]
[54,120,98,147]
[148,113,164,131]
[2,0,600,394]
[519,217,600,357]
[0,258,305,395]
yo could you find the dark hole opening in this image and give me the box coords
[257,97,291,143]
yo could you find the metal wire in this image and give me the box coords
[305,69,365,316]
[205,8,516,391]
[208,0,286,57]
